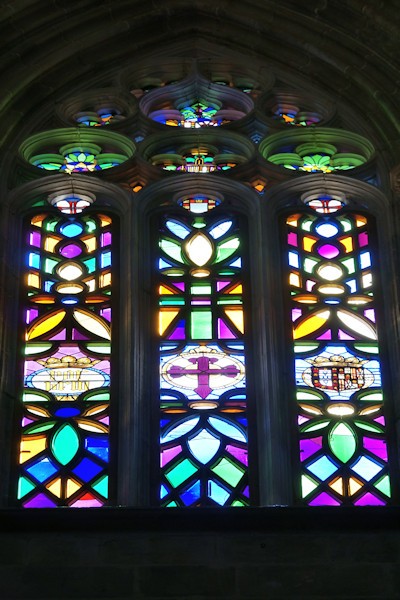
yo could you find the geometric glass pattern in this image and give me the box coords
[158,199,249,506]
[17,207,113,507]
[287,202,391,505]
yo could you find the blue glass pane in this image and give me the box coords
[73,458,102,482]
[55,408,80,417]
[101,252,112,268]
[208,480,230,505]
[209,221,232,239]
[60,223,83,237]
[208,416,246,442]
[229,258,242,268]
[180,480,201,505]
[85,437,109,461]
[307,456,338,481]
[165,220,191,239]
[26,457,58,483]
[160,484,169,499]
[28,253,40,268]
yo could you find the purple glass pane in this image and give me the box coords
[60,244,82,258]
[363,437,388,461]
[22,417,34,427]
[100,308,111,322]
[242,486,250,498]
[30,231,41,248]
[49,330,66,340]
[354,492,385,506]
[300,437,323,461]
[72,329,89,340]
[309,492,341,506]
[358,232,368,247]
[23,493,57,508]
[375,416,385,426]
[298,416,309,425]
[168,320,186,340]
[173,282,185,291]
[317,244,339,259]
[26,308,39,324]
[364,308,376,322]
[217,319,236,339]
[292,308,302,322]
[226,445,248,465]
[71,497,103,507]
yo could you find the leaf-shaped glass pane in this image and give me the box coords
[161,417,200,443]
[208,416,246,442]
[165,220,191,239]
[215,237,240,263]
[185,233,213,266]
[160,238,184,263]
[73,309,110,339]
[209,221,232,239]
[188,429,220,464]
[51,423,80,465]
[328,422,356,463]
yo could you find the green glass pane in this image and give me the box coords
[44,258,59,274]
[341,258,356,274]
[160,298,185,305]
[191,311,212,339]
[25,343,53,355]
[339,217,353,232]
[26,421,56,434]
[160,239,184,263]
[191,284,211,294]
[85,219,97,233]
[212,458,244,486]
[303,258,318,273]
[215,238,240,263]
[92,475,108,498]
[354,344,379,354]
[45,219,58,232]
[51,423,80,465]
[18,476,35,499]
[301,219,314,232]
[297,391,323,401]
[86,391,110,402]
[302,420,330,432]
[217,298,242,305]
[232,499,246,506]
[354,420,383,433]
[294,343,320,353]
[23,391,49,402]
[358,392,383,402]
[328,422,356,463]
[85,343,111,354]
[165,459,197,487]
[166,501,178,507]
[83,258,96,273]
[374,475,391,497]
[301,474,318,498]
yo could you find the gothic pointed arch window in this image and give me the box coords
[4,64,399,510]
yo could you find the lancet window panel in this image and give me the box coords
[17,206,114,508]
[157,197,250,507]
[285,200,391,506]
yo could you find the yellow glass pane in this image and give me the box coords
[83,236,97,252]
[27,310,66,340]
[356,216,367,227]
[99,215,112,227]
[286,214,300,226]
[293,310,330,340]
[27,273,40,288]
[20,435,47,463]
[228,284,243,294]
[340,237,353,253]
[31,215,46,227]
[224,308,244,333]
[329,477,344,495]
[66,478,81,497]
[289,272,300,287]
[303,237,317,252]
[73,309,111,339]
[159,285,174,295]
[100,272,112,287]
[159,309,179,335]
[46,477,62,498]
[44,236,60,252]
[349,477,363,495]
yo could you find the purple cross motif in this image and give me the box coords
[167,355,240,398]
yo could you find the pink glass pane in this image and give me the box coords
[101,232,112,247]
[317,244,340,259]
[71,497,103,508]
[309,492,341,506]
[374,416,385,426]
[191,300,211,305]
[306,280,316,291]
[161,445,182,467]
[300,437,323,461]
[359,232,369,247]
[338,329,355,340]
[363,437,388,461]
[49,329,66,340]
[292,308,302,322]
[22,417,34,427]
[317,329,332,340]
[217,319,236,339]
[26,308,39,324]
[288,232,298,246]
[226,445,248,465]
[354,492,385,506]
[298,416,310,425]
[364,309,376,322]
[60,244,82,258]
[217,281,231,291]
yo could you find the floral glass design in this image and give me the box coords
[286,202,391,506]
[17,204,113,507]
[158,199,249,506]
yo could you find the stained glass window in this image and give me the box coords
[286,198,391,506]
[17,198,113,508]
[158,197,249,507]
